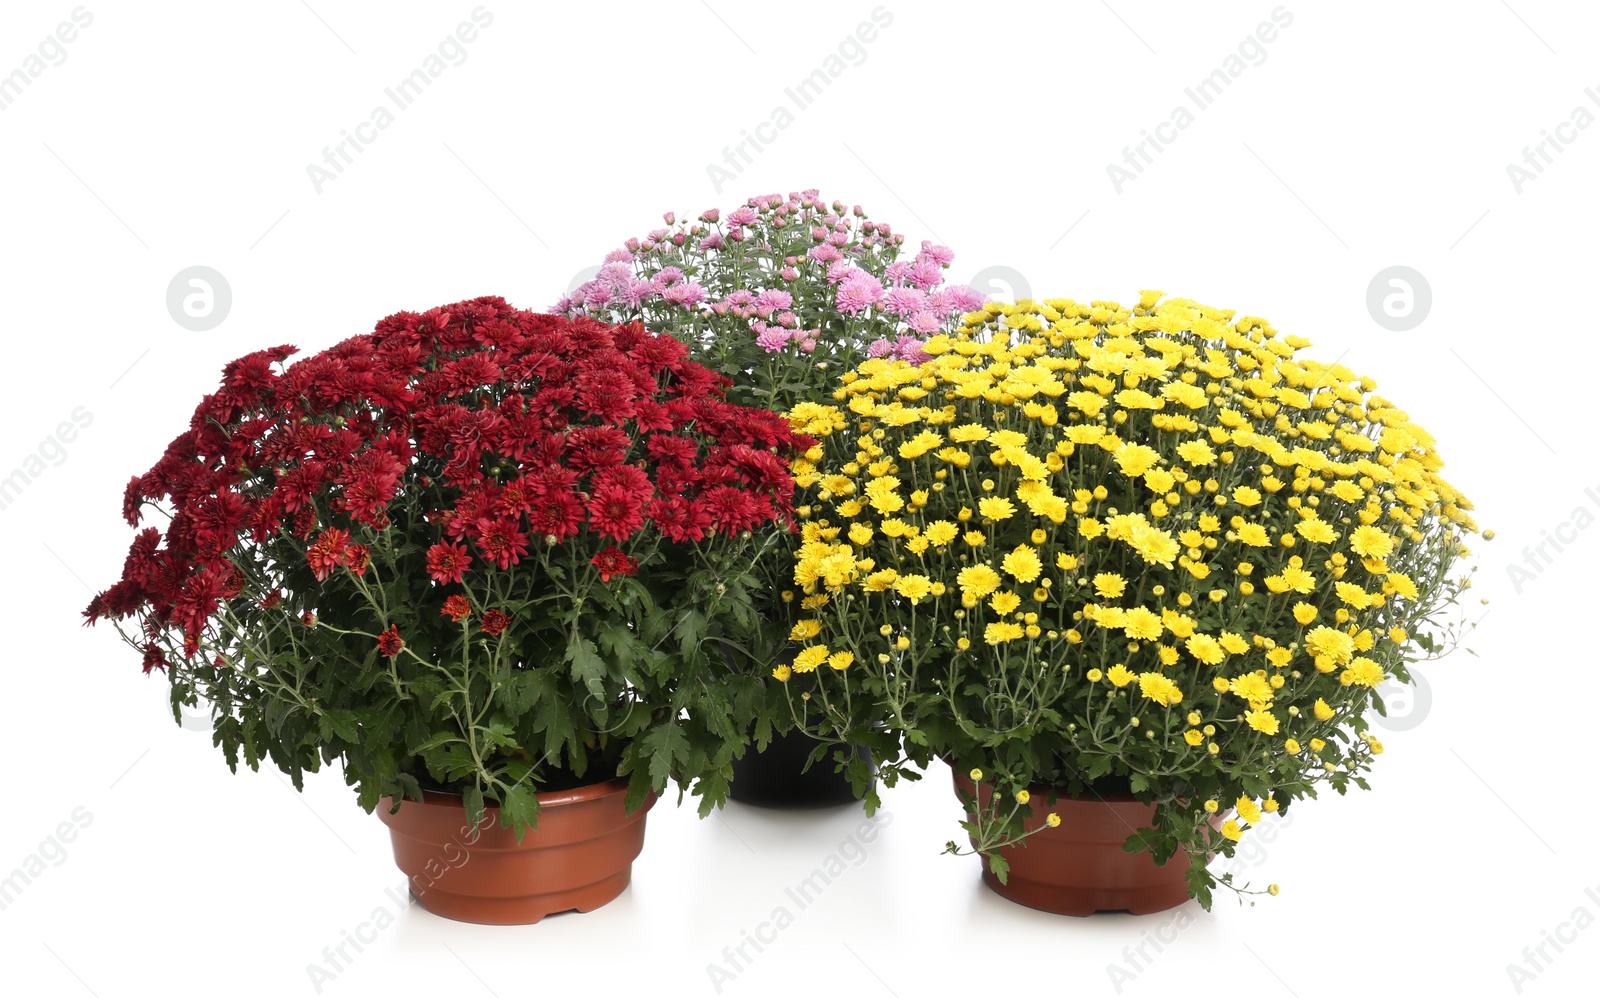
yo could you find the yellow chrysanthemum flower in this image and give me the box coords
[1093,573,1127,599]
[1237,523,1270,547]
[894,574,933,603]
[978,496,1016,521]
[984,621,1024,645]
[1244,709,1280,735]
[956,564,1002,600]
[1001,544,1043,583]
[1339,657,1385,687]
[1185,633,1226,666]
[1349,524,1395,559]
[989,590,1022,615]
[862,568,898,592]
[1304,626,1355,665]
[792,646,830,673]
[1139,672,1184,706]
[1122,607,1164,641]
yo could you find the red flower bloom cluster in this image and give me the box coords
[85,298,812,660]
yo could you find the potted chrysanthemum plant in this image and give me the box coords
[555,189,985,807]
[83,297,809,923]
[778,292,1484,912]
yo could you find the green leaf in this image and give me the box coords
[987,852,1010,885]
[496,671,542,714]
[498,784,540,841]
[462,784,485,829]
[641,722,690,788]
[566,637,606,698]
[675,609,707,660]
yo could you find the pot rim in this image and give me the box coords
[386,775,646,813]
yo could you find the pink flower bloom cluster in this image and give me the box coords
[552,189,986,409]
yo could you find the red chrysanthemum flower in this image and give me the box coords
[573,368,640,424]
[590,546,639,582]
[141,642,169,675]
[592,464,652,496]
[345,544,370,577]
[441,595,472,622]
[306,528,350,581]
[376,624,404,657]
[649,496,712,543]
[646,434,698,468]
[527,490,583,542]
[587,485,646,541]
[477,517,530,571]
[699,486,768,534]
[425,542,471,584]
[480,609,510,637]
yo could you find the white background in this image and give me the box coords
[1,1,1594,996]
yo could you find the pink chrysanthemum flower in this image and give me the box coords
[755,328,789,352]
[880,287,928,317]
[836,274,883,314]
[753,290,793,318]
[893,335,931,365]
[908,259,943,290]
[662,282,705,307]
[618,279,657,309]
[943,284,987,313]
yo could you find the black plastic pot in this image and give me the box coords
[728,729,870,808]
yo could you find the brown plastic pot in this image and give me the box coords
[951,768,1214,916]
[377,778,655,925]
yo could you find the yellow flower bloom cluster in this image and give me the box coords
[777,292,1481,891]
